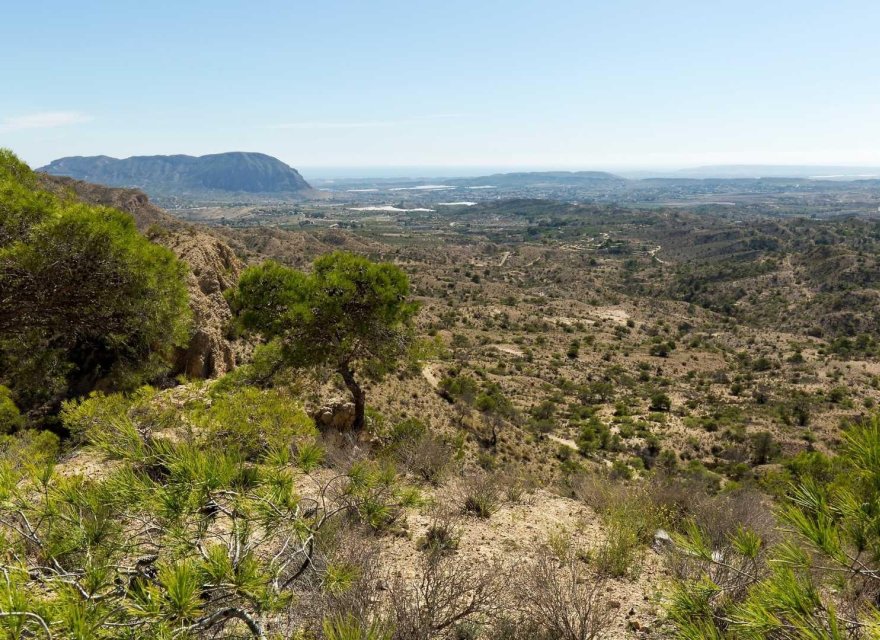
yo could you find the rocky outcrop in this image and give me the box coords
[39,152,313,197]
[314,397,356,430]
[163,231,242,378]
[40,175,244,378]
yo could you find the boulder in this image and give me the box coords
[314,398,356,430]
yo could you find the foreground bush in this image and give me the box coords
[0,149,190,420]
[668,413,880,638]
[0,385,417,638]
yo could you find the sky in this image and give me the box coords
[2,0,880,176]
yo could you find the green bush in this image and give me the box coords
[200,386,317,461]
[0,150,191,417]
[577,417,611,454]
[440,374,479,403]
[0,385,24,433]
[1,378,423,639]
[323,614,393,640]
[668,413,880,637]
[649,391,672,412]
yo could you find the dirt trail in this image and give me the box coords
[421,364,441,389]
[648,245,667,264]
[548,434,579,450]
[494,344,524,357]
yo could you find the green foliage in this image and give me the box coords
[0,427,60,473]
[461,474,500,519]
[474,382,514,417]
[649,391,672,412]
[198,386,317,461]
[1,381,417,638]
[577,417,611,455]
[230,251,418,429]
[0,384,24,433]
[343,459,421,530]
[0,150,191,418]
[668,412,880,638]
[749,430,780,465]
[323,614,393,640]
[439,373,479,403]
[587,484,665,579]
[210,338,289,392]
[610,459,633,480]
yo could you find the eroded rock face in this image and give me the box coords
[314,398,356,430]
[40,175,244,379]
[163,232,242,378]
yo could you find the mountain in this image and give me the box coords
[39,152,313,196]
[451,170,627,188]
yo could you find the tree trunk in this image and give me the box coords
[338,364,365,430]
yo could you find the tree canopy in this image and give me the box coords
[230,251,419,430]
[0,149,191,421]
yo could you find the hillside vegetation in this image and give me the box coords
[2,150,880,639]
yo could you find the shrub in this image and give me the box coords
[390,553,508,640]
[668,413,880,638]
[323,615,393,640]
[461,474,500,518]
[749,430,780,465]
[610,459,633,480]
[440,374,479,404]
[394,429,454,485]
[199,386,318,461]
[0,385,24,433]
[0,416,360,638]
[572,474,668,578]
[0,151,191,417]
[577,418,611,455]
[514,552,614,640]
[418,514,461,557]
[210,339,289,392]
[649,391,671,412]
[0,428,59,469]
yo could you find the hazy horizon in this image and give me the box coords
[4,0,880,170]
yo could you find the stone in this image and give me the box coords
[315,398,356,430]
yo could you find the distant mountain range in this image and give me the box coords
[448,171,626,188]
[39,152,312,196]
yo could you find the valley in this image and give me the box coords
[3,154,880,639]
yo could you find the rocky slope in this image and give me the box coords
[40,175,243,378]
[40,151,313,197]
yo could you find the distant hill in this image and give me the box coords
[39,152,313,196]
[450,171,627,188]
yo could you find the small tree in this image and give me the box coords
[649,391,672,412]
[230,252,418,430]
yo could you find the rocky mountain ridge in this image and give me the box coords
[40,151,313,197]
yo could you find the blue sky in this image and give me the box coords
[3,0,879,174]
